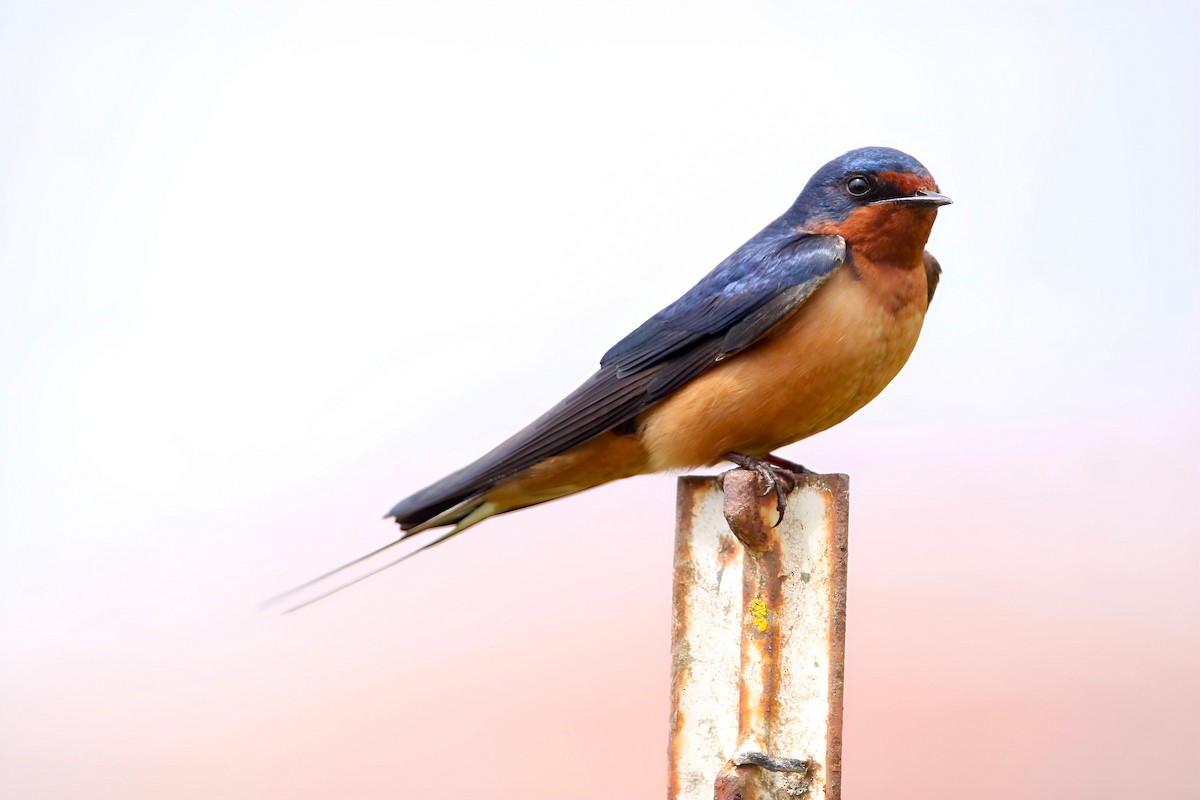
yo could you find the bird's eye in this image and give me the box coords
[846,176,872,196]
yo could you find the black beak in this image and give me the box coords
[870,189,953,208]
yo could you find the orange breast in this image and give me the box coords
[640,260,929,469]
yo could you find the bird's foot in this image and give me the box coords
[762,453,816,475]
[722,452,798,526]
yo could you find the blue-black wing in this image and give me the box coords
[389,228,846,529]
[601,231,845,375]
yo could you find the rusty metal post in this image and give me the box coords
[669,470,849,800]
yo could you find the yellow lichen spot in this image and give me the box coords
[749,597,769,632]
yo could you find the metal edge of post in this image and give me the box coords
[823,473,850,800]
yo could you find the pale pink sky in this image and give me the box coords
[3,2,1198,798]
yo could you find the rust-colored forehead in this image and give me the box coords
[879,170,937,194]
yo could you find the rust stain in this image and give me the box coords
[716,533,738,569]
[714,762,758,800]
[821,473,850,800]
[725,468,787,760]
[720,469,774,551]
[759,532,787,751]
[668,670,688,800]
[669,477,700,800]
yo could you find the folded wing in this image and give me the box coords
[388,229,847,530]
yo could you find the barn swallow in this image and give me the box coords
[277,146,949,608]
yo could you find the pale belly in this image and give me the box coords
[640,264,927,469]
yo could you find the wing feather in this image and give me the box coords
[923,250,942,304]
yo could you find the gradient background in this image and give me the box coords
[3,2,1198,798]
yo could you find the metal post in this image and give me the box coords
[669,471,849,800]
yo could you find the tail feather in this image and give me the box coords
[387,463,497,531]
[402,499,498,537]
[276,523,475,614]
[265,499,504,613]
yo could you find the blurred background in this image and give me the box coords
[3,1,1198,798]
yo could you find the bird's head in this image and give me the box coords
[790,147,951,263]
